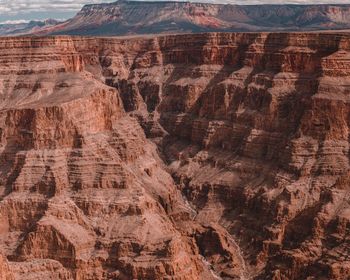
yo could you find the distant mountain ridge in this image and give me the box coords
[4,1,350,36]
[0,19,61,36]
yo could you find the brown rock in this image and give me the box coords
[0,255,14,280]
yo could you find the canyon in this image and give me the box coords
[0,32,350,279]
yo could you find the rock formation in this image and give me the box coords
[0,33,350,279]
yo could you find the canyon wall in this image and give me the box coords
[0,33,350,279]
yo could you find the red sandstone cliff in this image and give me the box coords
[0,33,350,279]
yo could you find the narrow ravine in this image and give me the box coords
[181,194,198,220]
[180,192,249,280]
[221,227,249,280]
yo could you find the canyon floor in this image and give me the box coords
[0,32,350,280]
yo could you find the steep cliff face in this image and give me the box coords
[0,36,207,280]
[1,33,350,279]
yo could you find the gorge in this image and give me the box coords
[0,32,350,279]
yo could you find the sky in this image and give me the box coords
[1,0,350,23]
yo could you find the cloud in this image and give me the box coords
[0,0,114,15]
[0,19,30,24]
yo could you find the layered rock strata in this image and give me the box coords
[1,33,350,279]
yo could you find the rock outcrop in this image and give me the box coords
[1,33,350,279]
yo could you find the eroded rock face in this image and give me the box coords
[0,255,14,280]
[1,33,350,279]
[0,36,206,280]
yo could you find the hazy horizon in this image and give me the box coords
[1,0,350,23]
